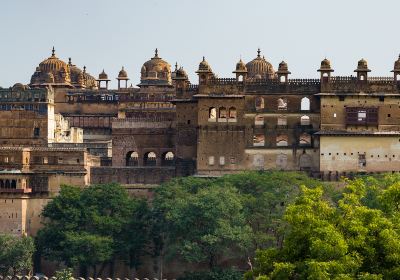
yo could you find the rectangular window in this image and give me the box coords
[346,107,378,125]
[43,157,48,164]
[208,156,215,166]
[34,127,40,137]
[219,156,225,166]
[358,154,366,167]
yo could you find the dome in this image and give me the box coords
[82,67,98,89]
[68,59,98,89]
[118,66,128,79]
[233,59,247,73]
[197,56,212,72]
[98,69,109,80]
[30,47,72,87]
[12,83,27,91]
[176,66,188,79]
[38,47,71,82]
[392,55,400,72]
[140,49,172,85]
[245,49,275,79]
[318,58,334,72]
[277,61,291,74]
[355,58,371,72]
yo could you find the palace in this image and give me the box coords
[1,47,400,235]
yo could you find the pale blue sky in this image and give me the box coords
[1,0,400,88]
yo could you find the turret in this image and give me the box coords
[318,58,334,92]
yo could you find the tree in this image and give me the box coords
[0,234,35,276]
[153,178,252,270]
[152,171,331,273]
[36,183,150,277]
[247,175,400,279]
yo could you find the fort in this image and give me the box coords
[1,47,400,236]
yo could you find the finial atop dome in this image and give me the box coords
[51,46,55,57]
[257,48,261,58]
[83,66,86,73]
[175,62,178,71]
[68,57,72,66]
[154,48,159,58]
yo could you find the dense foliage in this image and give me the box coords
[36,172,400,279]
[36,183,150,277]
[246,174,400,280]
[0,234,35,276]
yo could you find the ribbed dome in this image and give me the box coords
[355,58,371,72]
[34,47,71,85]
[176,66,188,79]
[197,56,212,72]
[68,59,98,89]
[118,66,128,78]
[140,49,171,85]
[246,49,275,79]
[277,61,291,74]
[235,59,247,72]
[318,58,333,72]
[98,69,109,80]
[39,48,68,73]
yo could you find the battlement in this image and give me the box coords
[328,75,397,93]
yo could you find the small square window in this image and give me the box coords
[219,156,225,166]
[208,156,215,165]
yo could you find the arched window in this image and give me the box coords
[299,133,311,146]
[238,75,243,82]
[126,151,139,166]
[255,97,264,111]
[144,151,157,166]
[0,180,4,188]
[208,107,217,122]
[276,134,288,147]
[5,180,10,189]
[11,180,16,189]
[219,107,227,119]
[229,107,237,119]
[360,75,365,81]
[300,115,310,126]
[253,134,265,147]
[162,151,175,166]
[277,98,287,110]
[301,97,310,111]
[322,72,329,77]
[280,76,286,83]
[255,115,264,125]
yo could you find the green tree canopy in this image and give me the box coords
[0,234,35,276]
[247,174,400,280]
[36,183,150,277]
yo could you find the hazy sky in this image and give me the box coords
[1,0,400,88]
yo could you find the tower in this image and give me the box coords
[318,58,334,92]
[97,70,110,89]
[117,67,129,90]
[277,61,291,83]
[196,57,213,85]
